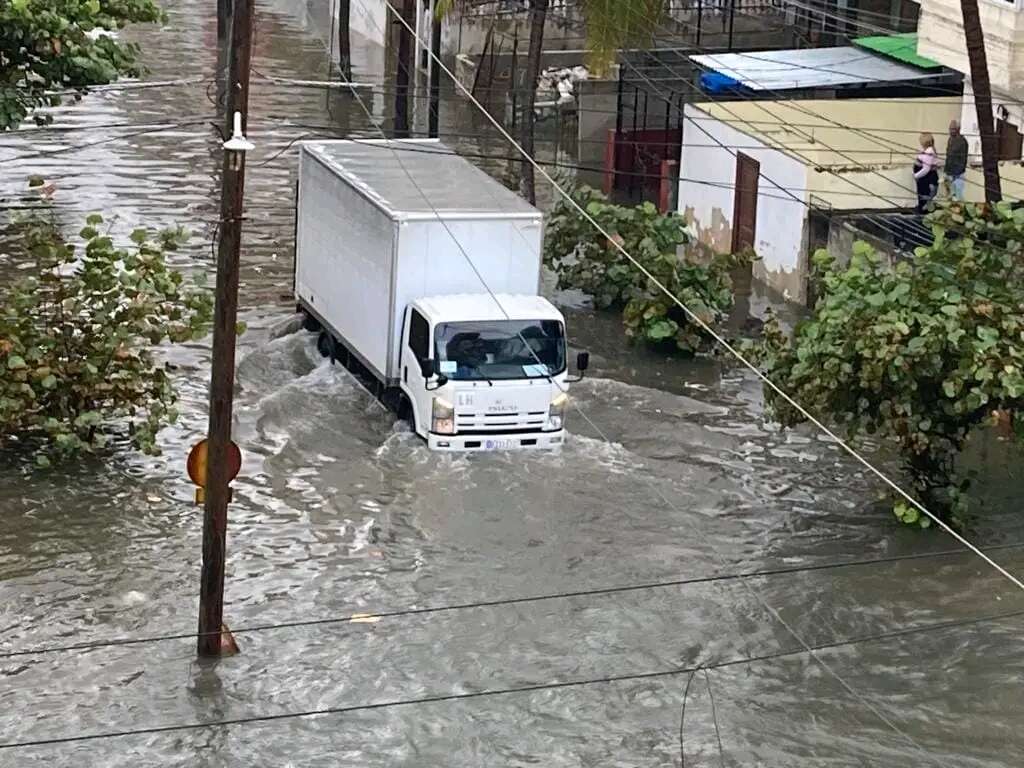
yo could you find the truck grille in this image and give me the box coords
[456,411,546,432]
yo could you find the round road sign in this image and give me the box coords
[187,439,242,488]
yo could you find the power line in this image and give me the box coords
[591,9,1023,242]
[337,20,925,759]
[2,606,1020,751]
[5,540,1021,660]
[0,119,215,165]
[373,4,1022,760]
[607,1,1024,203]
[559,4,1024,209]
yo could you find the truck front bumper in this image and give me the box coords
[427,430,565,452]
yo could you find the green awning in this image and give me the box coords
[852,33,943,70]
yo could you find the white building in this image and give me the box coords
[678,98,969,302]
[918,0,1024,161]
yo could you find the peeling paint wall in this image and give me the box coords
[677,104,809,302]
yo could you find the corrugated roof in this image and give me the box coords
[690,46,941,91]
[301,139,540,219]
[852,33,942,70]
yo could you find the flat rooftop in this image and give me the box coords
[300,139,540,219]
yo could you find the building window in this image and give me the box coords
[996,119,1023,162]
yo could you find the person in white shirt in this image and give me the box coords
[913,132,939,214]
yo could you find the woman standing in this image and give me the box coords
[913,133,939,214]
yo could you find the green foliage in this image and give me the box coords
[758,202,1024,525]
[0,0,164,130]
[0,214,212,463]
[544,182,750,353]
[579,1,667,75]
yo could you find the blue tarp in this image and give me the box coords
[699,71,745,94]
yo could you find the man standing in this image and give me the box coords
[945,120,969,200]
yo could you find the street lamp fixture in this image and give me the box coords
[223,110,254,171]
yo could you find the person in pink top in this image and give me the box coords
[913,132,939,214]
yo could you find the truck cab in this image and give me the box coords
[399,294,574,451]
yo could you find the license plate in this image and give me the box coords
[484,439,516,451]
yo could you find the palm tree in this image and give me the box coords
[579,1,667,76]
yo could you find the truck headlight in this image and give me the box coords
[432,397,455,435]
[546,391,568,431]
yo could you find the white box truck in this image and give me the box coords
[293,139,588,451]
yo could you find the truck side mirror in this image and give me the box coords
[420,359,448,389]
[576,351,590,372]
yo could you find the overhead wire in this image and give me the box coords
[5,540,1022,660]
[609,5,1024,201]
[0,4,1015,753]
[550,3,1024,235]
[2,606,1021,750]
[389,0,1024,585]
[367,4,1023,760]
[386,0,1024,715]
[0,118,216,165]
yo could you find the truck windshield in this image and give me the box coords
[435,320,566,380]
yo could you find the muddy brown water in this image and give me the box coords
[1,1,1023,765]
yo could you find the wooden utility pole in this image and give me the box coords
[217,0,231,41]
[428,0,442,137]
[198,0,254,658]
[338,0,352,81]
[520,0,550,205]
[394,0,414,137]
[961,0,1002,203]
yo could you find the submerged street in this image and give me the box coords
[1,1,1023,766]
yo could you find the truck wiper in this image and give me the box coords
[466,364,494,386]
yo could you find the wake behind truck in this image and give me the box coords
[293,139,588,451]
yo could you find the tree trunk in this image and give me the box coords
[960,0,1002,203]
[519,0,548,206]
[395,0,414,138]
[338,0,352,81]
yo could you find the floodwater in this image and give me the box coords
[1,1,1024,766]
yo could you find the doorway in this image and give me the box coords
[731,152,760,253]
[729,152,760,330]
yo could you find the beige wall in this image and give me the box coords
[690,98,962,210]
[918,0,1024,97]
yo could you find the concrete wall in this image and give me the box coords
[955,78,1024,166]
[350,0,387,47]
[918,0,1024,97]
[677,104,809,302]
[576,74,619,190]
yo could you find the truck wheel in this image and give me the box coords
[316,331,333,359]
[302,312,321,333]
[398,395,416,432]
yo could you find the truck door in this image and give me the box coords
[401,307,432,435]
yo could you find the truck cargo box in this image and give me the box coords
[294,139,544,384]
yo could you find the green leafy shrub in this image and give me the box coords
[0,214,213,464]
[544,183,751,353]
[0,0,164,130]
[758,202,1024,526]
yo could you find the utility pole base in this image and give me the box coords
[199,624,240,658]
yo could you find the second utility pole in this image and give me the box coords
[198,0,254,658]
[960,0,1002,203]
